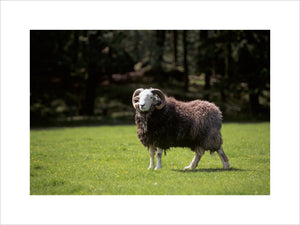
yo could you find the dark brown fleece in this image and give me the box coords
[135,96,223,152]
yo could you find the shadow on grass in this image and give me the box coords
[172,167,247,173]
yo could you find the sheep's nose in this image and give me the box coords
[140,104,145,108]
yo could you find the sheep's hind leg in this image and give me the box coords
[155,148,163,170]
[148,145,155,170]
[184,147,204,170]
[217,147,230,169]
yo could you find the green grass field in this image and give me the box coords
[30,123,270,195]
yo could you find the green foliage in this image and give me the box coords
[30,123,269,195]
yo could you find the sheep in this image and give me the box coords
[132,88,230,170]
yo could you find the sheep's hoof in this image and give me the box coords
[223,163,230,170]
[148,167,153,170]
[154,166,162,170]
[183,166,193,170]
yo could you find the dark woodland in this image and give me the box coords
[30,30,270,126]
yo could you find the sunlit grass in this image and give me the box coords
[30,123,270,195]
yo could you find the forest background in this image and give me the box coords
[30,30,270,126]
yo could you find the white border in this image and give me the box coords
[1,1,299,224]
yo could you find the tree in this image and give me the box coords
[153,30,165,71]
[237,30,270,114]
[197,30,211,90]
[83,31,103,115]
[172,30,178,66]
[183,30,189,91]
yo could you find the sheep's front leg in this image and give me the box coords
[155,148,163,170]
[217,147,230,169]
[148,145,155,170]
[184,147,204,170]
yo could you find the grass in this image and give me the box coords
[30,122,270,195]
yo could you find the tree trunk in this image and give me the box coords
[183,30,189,92]
[172,30,178,66]
[154,30,165,70]
[204,69,211,90]
[85,70,97,116]
[84,31,100,116]
[220,41,230,102]
[134,31,140,61]
[107,46,114,84]
[198,31,211,90]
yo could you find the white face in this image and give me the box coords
[138,89,156,112]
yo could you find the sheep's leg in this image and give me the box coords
[155,148,163,170]
[184,147,205,170]
[148,145,155,170]
[217,147,230,169]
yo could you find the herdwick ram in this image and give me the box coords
[132,88,230,170]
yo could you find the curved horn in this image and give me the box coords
[132,88,144,109]
[151,89,166,110]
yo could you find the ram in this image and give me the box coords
[132,88,229,170]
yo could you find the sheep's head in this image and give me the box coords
[132,88,166,112]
